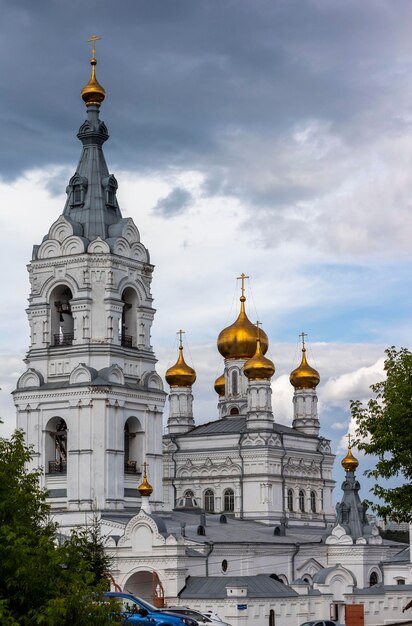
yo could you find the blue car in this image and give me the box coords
[103,592,198,626]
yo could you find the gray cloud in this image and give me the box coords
[152,186,192,217]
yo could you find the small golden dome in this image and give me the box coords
[214,373,225,396]
[165,341,196,388]
[290,348,320,389]
[217,296,269,360]
[243,338,275,380]
[341,446,359,473]
[137,463,153,497]
[81,58,106,107]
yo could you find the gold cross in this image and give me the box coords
[143,461,149,477]
[299,331,307,350]
[256,320,262,340]
[237,272,249,297]
[347,433,352,448]
[87,34,101,59]
[177,329,185,348]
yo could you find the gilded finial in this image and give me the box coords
[341,434,359,473]
[165,331,196,387]
[81,34,106,107]
[237,272,249,301]
[290,332,320,389]
[137,461,153,497]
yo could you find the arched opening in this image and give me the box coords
[369,571,379,587]
[204,489,215,513]
[184,489,194,498]
[231,370,238,395]
[45,417,67,474]
[270,573,282,582]
[124,417,143,474]
[269,609,275,626]
[310,490,316,513]
[230,407,239,416]
[50,285,74,346]
[124,570,164,606]
[223,488,234,512]
[299,489,305,512]
[221,559,228,573]
[287,488,294,511]
[120,287,139,348]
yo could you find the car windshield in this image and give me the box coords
[168,609,211,621]
[116,597,145,614]
[124,595,158,612]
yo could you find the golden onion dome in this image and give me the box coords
[341,446,359,473]
[137,463,153,497]
[243,338,275,380]
[165,342,196,388]
[217,296,269,360]
[290,347,320,389]
[214,373,225,396]
[81,56,106,107]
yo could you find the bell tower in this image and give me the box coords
[13,41,166,527]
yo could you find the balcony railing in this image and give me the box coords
[120,334,133,348]
[48,460,67,474]
[124,460,141,475]
[53,333,74,346]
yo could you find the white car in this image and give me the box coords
[162,607,232,626]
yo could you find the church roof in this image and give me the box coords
[175,416,313,438]
[179,574,298,599]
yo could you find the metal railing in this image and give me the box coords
[53,333,74,346]
[124,460,141,474]
[48,460,67,474]
[120,334,133,348]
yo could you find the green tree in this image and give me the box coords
[0,429,121,625]
[351,346,412,522]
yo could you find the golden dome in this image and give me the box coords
[217,296,269,360]
[165,340,196,388]
[341,446,359,473]
[243,338,275,380]
[290,347,320,389]
[81,57,106,107]
[137,462,153,497]
[214,373,225,396]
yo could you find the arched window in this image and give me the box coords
[287,488,294,511]
[231,370,238,395]
[184,490,194,498]
[230,407,239,416]
[299,489,305,512]
[223,488,234,512]
[310,490,316,513]
[45,417,67,474]
[120,287,139,348]
[124,417,143,474]
[204,489,215,513]
[369,571,378,587]
[50,286,74,346]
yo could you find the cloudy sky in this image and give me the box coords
[0,0,411,505]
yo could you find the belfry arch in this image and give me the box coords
[49,285,74,346]
[123,570,165,607]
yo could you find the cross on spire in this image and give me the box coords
[177,329,185,348]
[347,433,352,448]
[87,34,101,59]
[256,320,262,340]
[237,272,249,298]
[299,331,308,350]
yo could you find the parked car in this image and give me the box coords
[161,607,232,626]
[103,592,199,626]
[300,619,345,626]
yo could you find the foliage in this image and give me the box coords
[379,529,409,544]
[0,429,121,624]
[351,346,412,522]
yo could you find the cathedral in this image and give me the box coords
[12,47,412,626]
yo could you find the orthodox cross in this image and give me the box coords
[256,320,262,340]
[142,461,149,478]
[347,433,352,448]
[299,331,308,350]
[177,329,185,348]
[237,272,249,297]
[87,34,101,59]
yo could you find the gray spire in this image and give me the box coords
[63,104,122,241]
